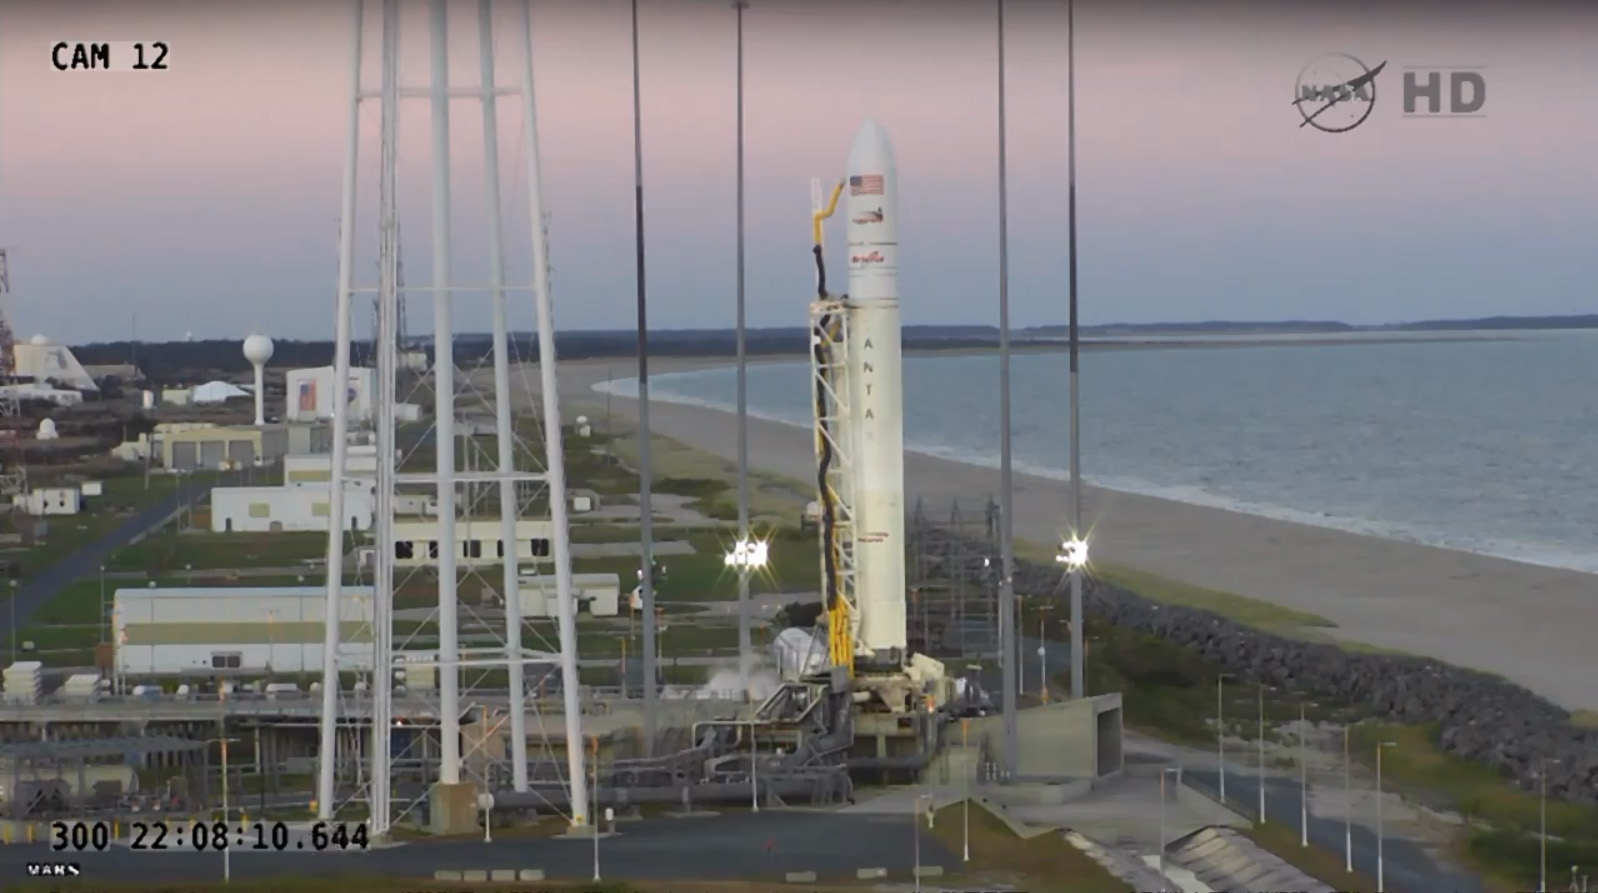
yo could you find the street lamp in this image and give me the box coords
[1158,765,1181,875]
[723,538,769,571]
[1299,700,1312,847]
[1216,672,1234,804]
[1343,724,1353,873]
[1257,683,1266,823]
[960,717,972,862]
[913,792,935,893]
[1035,605,1053,702]
[1376,740,1397,893]
[1540,756,1561,893]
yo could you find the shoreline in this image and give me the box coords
[554,356,1598,712]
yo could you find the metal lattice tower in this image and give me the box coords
[0,248,18,418]
[906,496,1003,660]
[315,0,588,835]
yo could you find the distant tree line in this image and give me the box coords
[70,314,1598,382]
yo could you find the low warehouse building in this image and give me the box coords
[112,586,374,677]
[391,518,553,569]
[158,424,332,471]
[210,483,376,533]
[518,572,621,618]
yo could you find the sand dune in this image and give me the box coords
[553,356,1598,713]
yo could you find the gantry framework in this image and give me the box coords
[315,0,588,836]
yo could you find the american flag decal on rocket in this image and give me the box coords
[849,174,883,196]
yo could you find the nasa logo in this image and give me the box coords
[850,250,884,264]
[1293,53,1384,133]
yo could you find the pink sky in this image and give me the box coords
[3,0,1594,340]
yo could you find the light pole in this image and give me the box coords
[1036,605,1052,702]
[913,792,934,893]
[1299,700,1311,847]
[1343,725,1352,873]
[749,720,759,813]
[1216,672,1234,804]
[731,0,754,705]
[1541,756,1561,893]
[628,0,660,755]
[1257,683,1266,823]
[1376,740,1397,893]
[1158,765,1180,875]
[591,735,601,881]
[994,0,1020,783]
[99,565,107,646]
[1063,0,1086,706]
[961,717,971,862]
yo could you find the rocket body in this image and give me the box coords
[843,120,907,661]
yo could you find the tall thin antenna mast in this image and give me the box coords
[732,0,753,703]
[630,0,660,753]
[995,0,1019,778]
[1065,0,1086,700]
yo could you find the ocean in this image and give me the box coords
[597,331,1598,574]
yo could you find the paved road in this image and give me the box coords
[2,476,226,651]
[1,810,954,883]
[1182,768,1483,893]
[980,634,1484,893]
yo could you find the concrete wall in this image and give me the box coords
[973,692,1124,779]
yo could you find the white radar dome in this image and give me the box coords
[243,333,275,365]
[29,334,48,345]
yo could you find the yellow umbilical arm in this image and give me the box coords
[812,181,843,246]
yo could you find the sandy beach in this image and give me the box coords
[554,356,1598,713]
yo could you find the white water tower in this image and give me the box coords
[243,332,274,426]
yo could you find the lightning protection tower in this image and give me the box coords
[315,0,588,835]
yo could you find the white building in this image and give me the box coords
[518,572,621,618]
[14,487,81,516]
[285,366,374,423]
[190,380,251,404]
[391,518,553,568]
[113,585,375,677]
[283,446,378,485]
[14,336,98,391]
[210,483,375,533]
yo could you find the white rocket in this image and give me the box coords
[843,120,908,664]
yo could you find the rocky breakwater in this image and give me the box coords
[997,545,1598,808]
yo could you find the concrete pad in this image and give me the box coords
[490,869,516,882]
[519,869,546,881]
[785,871,818,883]
[914,865,946,878]
[432,870,462,881]
[461,870,488,882]
[856,867,887,880]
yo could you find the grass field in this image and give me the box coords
[1241,822,1383,892]
[105,531,332,573]
[571,528,820,601]
[926,802,1127,893]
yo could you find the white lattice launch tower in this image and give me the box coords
[315,0,588,836]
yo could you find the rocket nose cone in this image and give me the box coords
[848,119,896,174]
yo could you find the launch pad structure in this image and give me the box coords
[300,2,1118,838]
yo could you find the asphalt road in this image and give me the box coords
[2,476,225,651]
[2,810,954,884]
